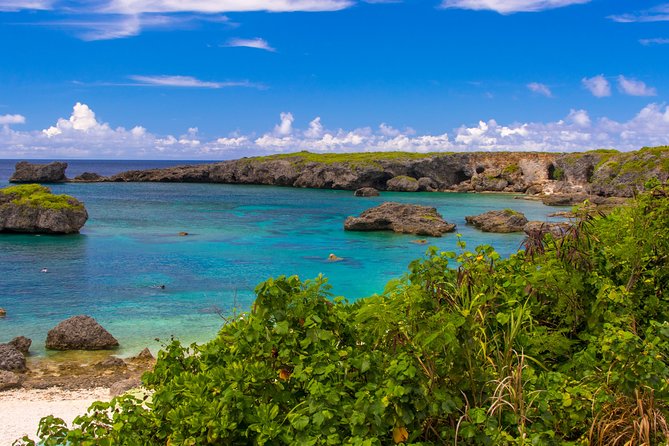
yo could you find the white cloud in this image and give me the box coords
[103,0,354,14]
[582,75,611,98]
[224,37,276,52]
[527,82,552,97]
[127,75,261,89]
[0,0,52,12]
[0,114,26,125]
[440,0,591,14]
[639,38,669,46]
[618,76,657,97]
[274,112,294,136]
[2,102,669,159]
[609,4,669,23]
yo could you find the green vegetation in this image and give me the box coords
[502,164,520,175]
[391,175,418,182]
[17,186,669,445]
[0,184,83,211]
[248,151,439,168]
[503,208,521,216]
[552,167,565,181]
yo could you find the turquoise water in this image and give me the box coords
[0,180,564,357]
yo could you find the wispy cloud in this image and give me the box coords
[640,38,669,46]
[0,114,26,125]
[582,75,611,98]
[224,37,276,52]
[527,82,552,97]
[102,0,354,14]
[617,76,657,97]
[127,75,263,89]
[439,0,591,14]
[609,3,669,23]
[0,0,53,12]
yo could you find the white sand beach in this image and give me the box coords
[0,388,110,446]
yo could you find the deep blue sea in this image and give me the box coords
[0,160,565,357]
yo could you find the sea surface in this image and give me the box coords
[0,160,566,357]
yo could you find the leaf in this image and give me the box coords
[392,426,408,444]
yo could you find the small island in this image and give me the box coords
[0,184,88,234]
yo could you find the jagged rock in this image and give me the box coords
[0,308,5,317]
[131,347,155,361]
[0,370,23,390]
[523,221,572,237]
[8,336,31,355]
[9,161,68,183]
[472,176,509,192]
[74,172,106,182]
[0,184,88,234]
[94,356,127,369]
[354,187,380,197]
[417,177,438,192]
[0,344,26,372]
[109,378,141,397]
[541,193,589,206]
[465,210,529,233]
[46,315,119,351]
[386,176,420,192]
[344,202,456,237]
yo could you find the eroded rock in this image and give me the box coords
[46,315,119,351]
[344,202,456,237]
[465,209,529,233]
[8,336,31,355]
[0,370,23,391]
[354,187,380,197]
[0,344,26,372]
[9,161,68,183]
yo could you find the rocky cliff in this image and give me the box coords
[0,184,88,234]
[66,146,669,197]
[10,161,68,183]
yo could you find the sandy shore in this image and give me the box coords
[0,387,110,445]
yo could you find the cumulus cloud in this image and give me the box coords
[2,102,669,159]
[582,75,611,98]
[609,3,669,23]
[440,0,591,14]
[127,75,261,89]
[223,37,276,52]
[0,114,26,125]
[527,82,553,97]
[617,76,657,97]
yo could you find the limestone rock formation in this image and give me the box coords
[8,336,31,355]
[46,315,119,351]
[0,184,88,234]
[386,176,420,192]
[0,370,23,390]
[10,161,68,183]
[73,172,107,182]
[354,187,380,197]
[0,344,26,372]
[344,202,456,237]
[465,210,529,233]
[109,377,141,397]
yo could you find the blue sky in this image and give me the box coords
[0,0,668,159]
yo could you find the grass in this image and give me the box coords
[247,151,441,168]
[0,184,84,211]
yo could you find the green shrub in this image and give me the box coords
[1,184,83,211]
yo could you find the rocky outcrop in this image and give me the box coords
[344,202,456,236]
[0,370,23,390]
[386,175,420,192]
[465,210,529,233]
[523,221,572,237]
[354,187,380,197]
[0,184,88,234]
[109,377,142,397]
[8,336,31,355]
[9,161,68,183]
[0,344,26,372]
[46,315,119,351]
[73,172,107,182]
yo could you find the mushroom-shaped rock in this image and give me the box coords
[386,176,420,192]
[9,161,68,183]
[0,184,88,234]
[523,221,572,238]
[354,187,380,197]
[46,315,119,351]
[344,202,456,237]
[465,209,529,233]
[0,344,26,372]
[8,336,31,355]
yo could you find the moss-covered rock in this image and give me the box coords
[0,184,88,234]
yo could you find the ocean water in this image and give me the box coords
[0,160,566,357]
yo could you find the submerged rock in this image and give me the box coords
[46,315,119,351]
[344,202,456,237]
[0,308,5,317]
[9,161,68,183]
[354,187,380,197]
[465,209,529,233]
[0,184,88,234]
[0,344,26,372]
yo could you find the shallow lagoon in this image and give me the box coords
[0,181,565,356]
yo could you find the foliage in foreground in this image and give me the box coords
[17,187,669,445]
